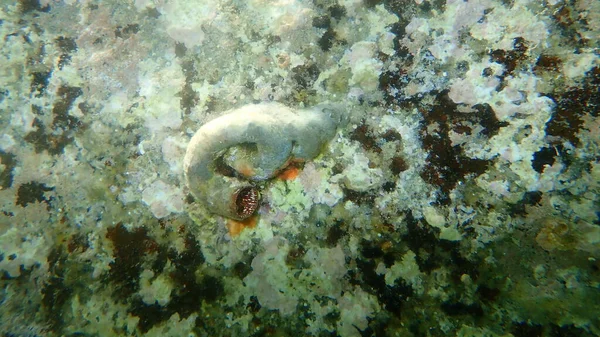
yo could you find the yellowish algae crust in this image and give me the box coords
[0,0,599,336]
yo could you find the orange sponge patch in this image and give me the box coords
[226,215,259,236]
[277,162,304,180]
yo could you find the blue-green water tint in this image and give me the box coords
[0,0,598,336]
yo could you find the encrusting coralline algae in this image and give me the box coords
[0,0,599,336]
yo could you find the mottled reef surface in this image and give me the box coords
[0,0,599,336]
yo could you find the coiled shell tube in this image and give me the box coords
[183,102,343,220]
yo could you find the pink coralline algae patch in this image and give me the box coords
[141,179,185,218]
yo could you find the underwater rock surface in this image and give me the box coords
[184,102,343,220]
[0,0,598,336]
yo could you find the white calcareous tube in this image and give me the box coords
[183,102,345,220]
